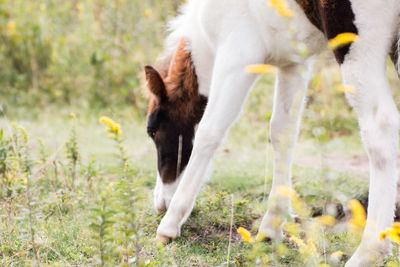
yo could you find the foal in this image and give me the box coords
[145,0,400,265]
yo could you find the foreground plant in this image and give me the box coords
[88,183,116,266]
[97,116,144,265]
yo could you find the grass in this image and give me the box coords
[2,63,400,266]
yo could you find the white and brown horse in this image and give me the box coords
[145,0,400,265]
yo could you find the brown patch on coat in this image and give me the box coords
[295,0,358,64]
[390,36,399,77]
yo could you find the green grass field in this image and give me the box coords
[2,0,400,266]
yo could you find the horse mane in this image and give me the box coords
[146,2,206,125]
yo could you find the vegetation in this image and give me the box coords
[1,0,400,266]
[0,0,181,109]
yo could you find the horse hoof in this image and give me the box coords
[156,234,171,245]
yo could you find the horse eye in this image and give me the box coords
[147,128,156,138]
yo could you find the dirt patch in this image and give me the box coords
[295,154,400,202]
[296,154,368,176]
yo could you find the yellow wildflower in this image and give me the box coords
[111,123,121,133]
[22,178,28,185]
[380,231,387,241]
[76,3,84,13]
[328,33,358,50]
[99,116,122,136]
[246,64,276,74]
[317,215,335,226]
[6,21,16,36]
[99,116,115,127]
[70,112,76,119]
[337,84,356,94]
[392,222,400,229]
[144,9,152,18]
[330,250,344,261]
[268,0,294,17]
[386,228,400,243]
[380,222,400,243]
[237,227,254,243]
[276,186,296,198]
[348,199,366,232]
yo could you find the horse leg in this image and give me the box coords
[342,4,399,265]
[156,36,265,241]
[258,63,311,239]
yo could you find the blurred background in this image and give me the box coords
[1,1,400,265]
[0,0,182,112]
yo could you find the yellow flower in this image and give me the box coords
[386,228,400,243]
[380,222,400,243]
[246,64,276,74]
[348,199,366,232]
[268,0,294,17]
[70,112,76,119]
[328,33,358,50]
[379,231,387,241]
[6,21,16,36]
[317,215,335,227]
[76,3,84,13]
[22,178,28,185]
[331,250,344,260]
[392,222,400,229]
[99,116,122,136]
[111,123,120,133]
[337,84,356,94]
[144,9,152,18]
[276,186,296,198]
[99,116,115,127]
[237,227,254,243]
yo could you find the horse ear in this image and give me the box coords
[145,65,167,101]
